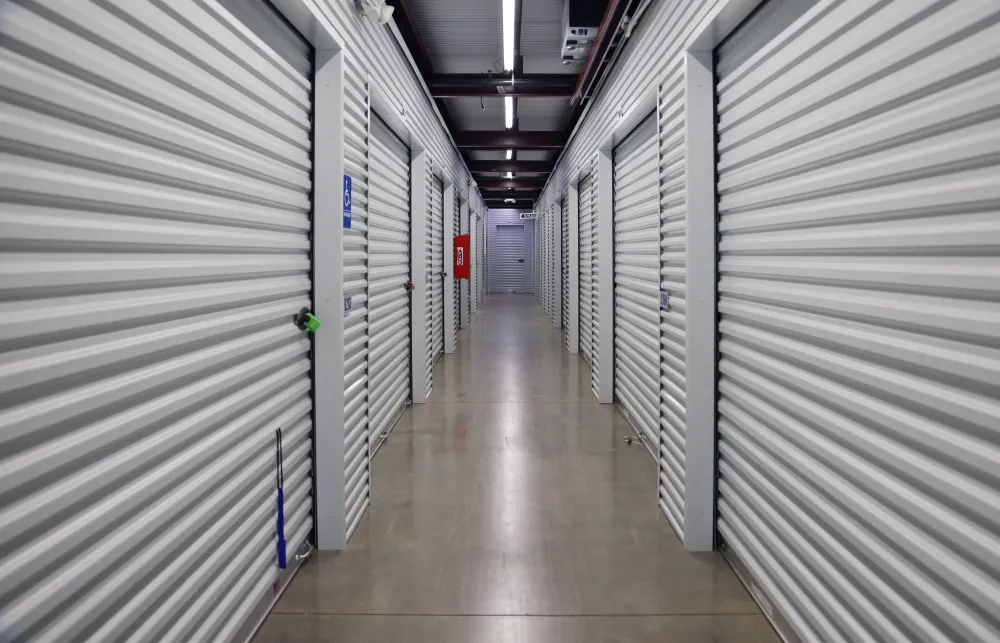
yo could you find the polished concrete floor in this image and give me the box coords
[255,295,777,642]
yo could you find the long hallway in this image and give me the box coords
[256,295,776,642]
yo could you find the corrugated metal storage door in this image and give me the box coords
[490,224,527,292]
[430,174,444,366]
[578,174,595,368]
[368,115,411,456]
[453,197,461,346]
[715,2,1000,642]
[613,115,660,459]
[562,193,569,342]
[343,58,370,538]
[657,64,687,536]
[0,2,314,641]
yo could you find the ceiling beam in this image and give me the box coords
[476,178,548,189]
[481,189,542,198]
[430,74,578,97]
[388,0,433,79]
[483,199,536,208]
[457,131,567,149]
[468,160,553,174]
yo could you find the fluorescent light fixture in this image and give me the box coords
[504,198,516,204]
[506,149,513,160]
[505,171,513,179]
[503,0,515,71]
[505,96,513,129]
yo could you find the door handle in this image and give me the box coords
[404,281,415,292]
[440,271,448,277]
[517,259,524,263]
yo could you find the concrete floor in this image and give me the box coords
[255,295,777,643]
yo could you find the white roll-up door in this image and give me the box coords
[489,223,528,292]
[368,115,411,456]
[657,61,687,537]
[0,1,314,641]
[343,58,370,538]
[562,192,570,340]
[613,115,659,459]
[453,197,461,346]
[430,174,444,367]
[579,173,596,369]
[715,2,1000,642]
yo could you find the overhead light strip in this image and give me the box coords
[502,0,515,71]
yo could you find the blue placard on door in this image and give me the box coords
[660,291,670,312]
[343,175,352,228]
[344,295,352,314]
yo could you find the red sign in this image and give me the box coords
[454,234,470,279]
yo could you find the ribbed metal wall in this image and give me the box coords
[657,57,687,539]
[430,174,444,366]
[716,1,1000,642]
[613,115,660,460]
[578,173,596,370]
[477,212,486,307]
[343,58,370,537]
[423,170,438,397]
[309,0,484,222]
[0,1,313,641]
[368,116,411,456]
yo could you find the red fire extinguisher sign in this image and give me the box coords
[454,234,470,279]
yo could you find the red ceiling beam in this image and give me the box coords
[456,131,567,149]
[430,74,578,97]
[468,160,553,174]
[477,178,547,189]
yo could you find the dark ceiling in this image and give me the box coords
[388,0,605,210]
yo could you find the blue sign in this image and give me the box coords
[344,295,352,314]
[660,291,670,312]
[343,175,352,228]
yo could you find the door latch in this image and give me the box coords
[405,281,415,292]
[517,259,524,263]
[293,307,321,332]
[440,271,448,277]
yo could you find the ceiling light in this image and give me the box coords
[506,149,513,160]
[505,96,513,129]
[505,198,516,204]
[502,0,515,71]
[506,171,513,179]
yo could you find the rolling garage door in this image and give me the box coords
[658,61,687,537]
[368,115,411,456]
[430,174,445,367]
[342,57,370,538]
[490,223,528,292]
[0,1,314,641]
[715,2,1000,642]
[578,173,596,369]
[453,196,461,347]
[562,192,569,345]
[613,115,660,459]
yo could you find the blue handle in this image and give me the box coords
[277,487,287,569]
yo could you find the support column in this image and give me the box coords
[313,48,347,550]
[444,184,456,353]
[410,151,429,403]
[682,49,718,552]
[567,184,579,353]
